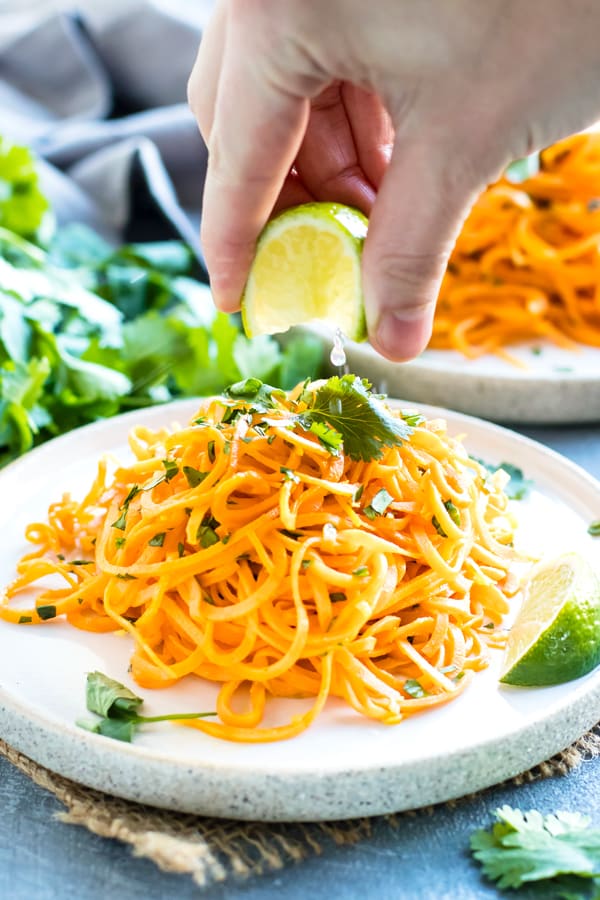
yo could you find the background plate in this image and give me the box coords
[0,399,599,821]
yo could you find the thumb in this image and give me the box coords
[362,137,482,362]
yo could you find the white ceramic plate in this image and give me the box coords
[317,332,600,425]
[0,399,599,822]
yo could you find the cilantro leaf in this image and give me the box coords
[86,671,143,719]
[471,806,600,893]
[79,671,216,743]
[301,375,413,462]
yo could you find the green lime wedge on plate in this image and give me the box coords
[500,552,600,686]
[241,202,368,341]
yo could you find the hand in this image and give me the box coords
[189,0,600,361]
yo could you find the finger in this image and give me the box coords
[187,0,228,142]
[201,26,311,311]
[294,82,376,213]
[341,83,394,189]
[362,137,480,361]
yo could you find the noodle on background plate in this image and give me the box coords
[433,132,600,362]
[0,379,524,742]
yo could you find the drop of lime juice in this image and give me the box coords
[330,328,347,370]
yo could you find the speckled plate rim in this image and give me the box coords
[0,398,599,822]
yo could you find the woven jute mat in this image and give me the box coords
[2,728,600,888]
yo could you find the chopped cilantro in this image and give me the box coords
[353,484,364,503]
[329,592,346,602]
[473,457,534,501]
[352,566,369,577]
[364,488,394,518]
[588,521,600,537]
[162,459,179,481]
[111,509,128,531]
[148,532,166,547]
[115,537,126,549]
[177,542,185,558]
[116,573,136,581]
[122,485,140,508]
[18,615,32,624]
[37,605,56,620]
[183,466,208,488]
[403,678,428,699]
[197,525,219,548]
[280,466,300,483]
[401,412,425,427]
[432,500,461,537]
[142,472,165,491]
[223,378,284,412]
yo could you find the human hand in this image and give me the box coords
[189,0,600,361]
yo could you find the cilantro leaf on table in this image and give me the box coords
[78,671,216,743]
[471,806,600,895]
[300,375,413,462]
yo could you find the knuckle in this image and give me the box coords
[374,249,447,292]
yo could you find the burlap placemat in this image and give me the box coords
[2,727,600,889]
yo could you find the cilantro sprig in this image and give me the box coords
[300,375,413,462]
[77,671,216,743]
[471,806,600,896]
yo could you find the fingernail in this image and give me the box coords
[374,310,432,361]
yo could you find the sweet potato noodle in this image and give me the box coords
[1,387,522,742]
[433,132,600,362]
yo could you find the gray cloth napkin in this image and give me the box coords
[0,2,209,265]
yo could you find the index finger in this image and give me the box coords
[200,21,312,311]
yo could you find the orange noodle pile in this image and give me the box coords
[432,132,600,361]
[0,379,522,742]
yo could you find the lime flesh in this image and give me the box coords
[241,202,368,341]
[500,552,600,686]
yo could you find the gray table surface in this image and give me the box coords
[1,423,599,900]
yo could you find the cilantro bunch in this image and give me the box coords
[0,222,324,466]
[0,137,50,240]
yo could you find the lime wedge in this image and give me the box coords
[241,202,368,341]
[500,552,600,686]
